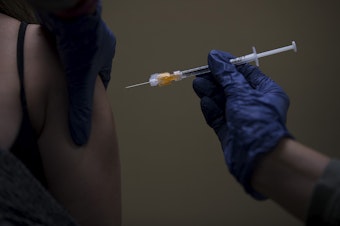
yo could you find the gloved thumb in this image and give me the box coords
[208,50,251,95]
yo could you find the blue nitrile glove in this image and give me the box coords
[193,50,292,200]
[37,1,116,145]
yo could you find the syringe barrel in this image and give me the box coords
[181,65,210,77]
[230,53,256,65]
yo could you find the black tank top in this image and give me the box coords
[10,22,47,188]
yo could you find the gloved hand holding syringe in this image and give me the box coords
[125,41,297,89]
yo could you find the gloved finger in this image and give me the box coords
[268,90,290,123]
[193,75,219,98]
[67,74,96,145]
[193,76,226,109]
[208,50,252,95]
[200,96,226,134]
[236,63,288,104]
[99,69,111,89]
[98,22,116,89]
[236,63,271,90]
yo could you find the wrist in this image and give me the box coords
[237,123,292,200]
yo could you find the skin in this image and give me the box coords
[0,13,121,226]
[251,138,330,221]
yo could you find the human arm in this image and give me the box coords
[251,138,330,221]
[253,138,340,225]
[192,50,340,224]
[38,77,122,226]
[193,50,292,199]
[24,24,121,226]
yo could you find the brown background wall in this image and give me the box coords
[103,0,340,225]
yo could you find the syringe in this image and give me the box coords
[125,41,297,89]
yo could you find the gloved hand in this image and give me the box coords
[36,0,116,145]
[193,50,292,199]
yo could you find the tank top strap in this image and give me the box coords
[12,22,48,188]
[17,22,28,111]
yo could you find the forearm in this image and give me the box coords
[251,138,330,221]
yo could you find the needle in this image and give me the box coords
[125,81,150,89]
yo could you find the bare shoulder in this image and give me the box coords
[25,23,60,63]
[25,23,65,91]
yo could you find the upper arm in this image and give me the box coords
[25,25,121,226]
[0,19,21,150]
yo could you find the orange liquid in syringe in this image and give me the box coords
[157,73,181,86]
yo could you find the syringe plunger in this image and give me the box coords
[230,41,297,66]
